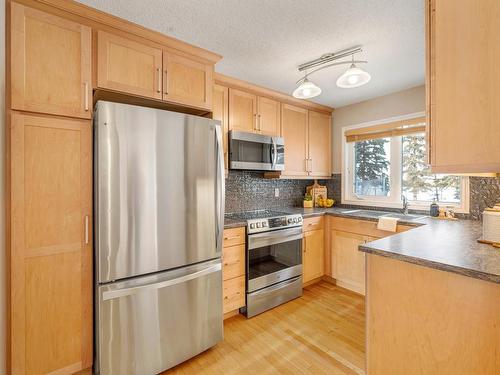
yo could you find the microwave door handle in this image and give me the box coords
[271,137,277,167]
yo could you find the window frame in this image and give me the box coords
[341,112,470,214]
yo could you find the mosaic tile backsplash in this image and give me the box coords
[225,171,340,213]
[225,171,500,220]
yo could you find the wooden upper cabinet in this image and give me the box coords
[213,84,229,172]
[427,0,500,172]
[97,31,163,100]
[281,104,308,176]
[10,3,91,119]
[229,88,257,133]
[257,96,281,136]
[163,52,213,110]
[9,112,92,374]
[303,229,325,283]
[308,111,331,177]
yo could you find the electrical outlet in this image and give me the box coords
[274,188,280,198]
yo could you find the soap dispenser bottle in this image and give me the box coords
[430,199,440,217]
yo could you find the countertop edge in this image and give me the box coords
[224,208,499,284]
[359,244,500,284]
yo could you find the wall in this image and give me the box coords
[1,0,6,373]
[332,85,426,173]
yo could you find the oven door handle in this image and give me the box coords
[248,227,303,250]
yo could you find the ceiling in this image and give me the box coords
[76,0,425,108]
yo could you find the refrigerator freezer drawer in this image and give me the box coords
[96,259,223,375]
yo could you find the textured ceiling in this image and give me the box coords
[76,0,425,108]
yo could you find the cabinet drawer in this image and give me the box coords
[303,216,324,232]
[223,244,245,281]
[223,227,245,247]
[223,276,245,314]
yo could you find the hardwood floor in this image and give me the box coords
[162,281,366,375]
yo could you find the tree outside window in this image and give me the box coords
[402,134,460,203]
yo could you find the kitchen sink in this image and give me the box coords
[381,213,427,220]
[343,209,389,217]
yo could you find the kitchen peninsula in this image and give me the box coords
[225,207,500,375]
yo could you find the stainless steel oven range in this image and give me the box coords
[228,210,303,318]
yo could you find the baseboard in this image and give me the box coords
[223,309,242,320]
[335,279,365,296]
[302,276,324,287]
[321,275,336,284]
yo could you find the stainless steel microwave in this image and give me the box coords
[229,131,285,171]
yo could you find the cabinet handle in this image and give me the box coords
[258,114,261,131]
[224,235,240,240]
[309,158,313,172]
[84,82,89,111]
[156,68,161,94]
[84,215,89,245]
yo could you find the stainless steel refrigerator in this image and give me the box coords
[94,101,225,374]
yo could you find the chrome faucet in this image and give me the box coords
[402,195,409,215]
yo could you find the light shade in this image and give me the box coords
[292,78,322,99]
[336,63,371,88]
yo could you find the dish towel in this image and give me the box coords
[377,217,399,232]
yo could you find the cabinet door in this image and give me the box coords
[308,111,331,177]
[10,3,91,119]
[97,31,163,100]
[223,276,245,314]
[163,52,213,110]
[281,104,309,176]
[9,113,92,374]
[257,96,281,136]
[331,230,366,295]
[213,84,229,173]
[303,229,325,283]
[229,88,257,133]
[428,0,500,172]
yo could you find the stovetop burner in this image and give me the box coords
[225,209,290,221]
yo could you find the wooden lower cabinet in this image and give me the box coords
[367,254,500,374]
[223,276,246,315]
[331,231,368,295]
[328,216,414,295]
[222,228,246,316]
[303,229,325,283]
[8,112,93,374]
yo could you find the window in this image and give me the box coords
[343,114,469,213]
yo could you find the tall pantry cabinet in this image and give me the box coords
[8,3,93,374]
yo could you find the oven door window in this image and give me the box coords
[248,238,302,282]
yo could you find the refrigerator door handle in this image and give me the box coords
[102,262,222,301]
[214,123,225,256]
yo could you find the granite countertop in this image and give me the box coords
[224,207,500,284]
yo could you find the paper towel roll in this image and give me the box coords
[483,205,500,243]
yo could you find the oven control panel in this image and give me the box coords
[247,214,303,234]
